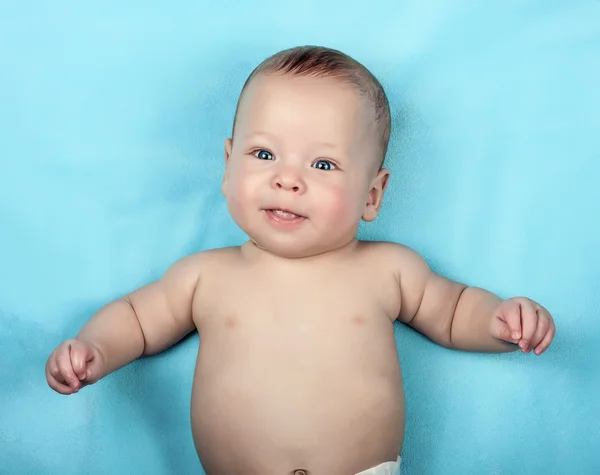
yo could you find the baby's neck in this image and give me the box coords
[240,238,359,265]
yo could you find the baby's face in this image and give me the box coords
[222,73,388,258]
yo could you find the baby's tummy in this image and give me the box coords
[190,332,405,474]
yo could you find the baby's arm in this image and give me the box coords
[391,244,554,353]
[46,254,202,394]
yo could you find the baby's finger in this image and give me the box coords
[83,357,102,385]
[489,317,515,343]
[498,302,522,342]
[534,327,555,355]
[519,300,538,352]
[70,341,93,381]
[46,356,63,383]
[46,358,76,394]
[47,371,77,395]
[534,317,556,355]
[56,343,81,390]
[537,305,555,329]
[529,312,549,350]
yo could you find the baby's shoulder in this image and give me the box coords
[357,239,420,259]
[356,240,428,272]
[169,246,242,276]
[193,245,242,267]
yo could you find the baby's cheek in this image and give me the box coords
[226,175,253,219]
[325,188,361,226]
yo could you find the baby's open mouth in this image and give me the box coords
[264,208,307,224]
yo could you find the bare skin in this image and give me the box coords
[46,73,555,475]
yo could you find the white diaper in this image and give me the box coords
[354,456,401,475]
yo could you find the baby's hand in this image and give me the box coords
[45,339,105,394]
[490,297,555,355]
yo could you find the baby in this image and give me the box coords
[45,46,556,475]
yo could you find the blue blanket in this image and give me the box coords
[1,1,599,474]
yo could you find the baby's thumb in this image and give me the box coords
[83,357,104,385]
[490,316,518,344]
[70,341,94,381]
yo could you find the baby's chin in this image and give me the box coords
[248,235,354,260]
[250,238,320,259]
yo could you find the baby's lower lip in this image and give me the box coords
[265,209,306,225]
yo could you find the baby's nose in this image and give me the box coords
[272,170,306,194]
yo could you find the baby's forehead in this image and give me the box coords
[249,73,365,107]
[239,74,374,130]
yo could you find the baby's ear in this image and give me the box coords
[221,138,233,196]
[362,168,390,222]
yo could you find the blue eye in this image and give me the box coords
[312,159,336,171]
[254,150,274,160]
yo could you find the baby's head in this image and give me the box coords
[222,46,391,258]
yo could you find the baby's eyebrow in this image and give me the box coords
[315,141,338,151]
[244,131,277,142]
[243,131,342,154]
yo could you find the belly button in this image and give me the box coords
[293,470,308,475]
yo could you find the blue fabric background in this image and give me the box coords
[1,1,599,474]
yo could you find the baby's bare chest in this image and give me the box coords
[195,265,400,331]
[191,266,401,379]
